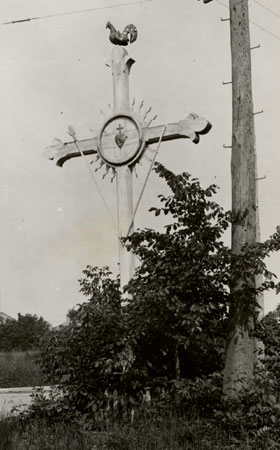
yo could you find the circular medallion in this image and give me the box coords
[97,114,144,167]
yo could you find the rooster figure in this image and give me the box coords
[106,21,138,46]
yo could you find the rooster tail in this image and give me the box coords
[123,24,138,43]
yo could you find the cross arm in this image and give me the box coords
[43,113,211,167]
[144,114,212,145]
[43,136,98,167]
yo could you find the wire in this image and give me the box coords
[249,18,280,41]
[215,0,228,9]
[252,0,280,20]
[67,129,119,235]
[126,125,166,237]
[0,0,152,26]
[215,0,280,41]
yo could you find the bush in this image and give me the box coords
[38,267,128,417]
[34,165,280,448]
[38,166,232,415]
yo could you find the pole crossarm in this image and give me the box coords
[44,113,212,167]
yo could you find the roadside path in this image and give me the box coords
[0,386,52,416]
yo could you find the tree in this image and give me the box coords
[38,164,232,411]
[124,163,231,383]
[0,313,50,351]
[38,164,280,412]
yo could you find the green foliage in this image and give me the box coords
[227,233,280,333]
[38,267,128,415]
[0,314,50,352]
[38,165,234,414]
[212,365,280,448]
[124,163,231,382]
[257,304,280,381]
[3,375,280,450]
[0,414,246,450]
[36,163,280,448]
[0,415,95,450]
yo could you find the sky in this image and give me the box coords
[0,0,280,325]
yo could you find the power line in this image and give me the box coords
[0,0,152,26]
[249,18,280,41]
[215,0,229,9]
[252,0,280,21]
[215,0,280,41]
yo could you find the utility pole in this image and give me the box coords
[223,0,261,395]
[199,0,263,394]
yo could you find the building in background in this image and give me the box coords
[0,312,14,323]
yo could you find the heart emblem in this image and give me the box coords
[115,132,127,149]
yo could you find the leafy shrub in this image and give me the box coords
[9,384,280,450]
[34,165,280,450]
[125,164,231,380]
[38,165,234,416]
[257,304,280,384]
[38,267,130,417]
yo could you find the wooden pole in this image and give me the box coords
[223,0,260,395]
[110,46,135,290]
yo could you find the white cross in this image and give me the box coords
[44,43,211,290]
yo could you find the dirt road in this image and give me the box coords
[0,386,51,416]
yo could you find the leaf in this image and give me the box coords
[268,394,277,404]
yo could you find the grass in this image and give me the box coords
[0,355,279,449]
[0,351,45,388]
[0,408,279,450]
[1,419,93,450]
